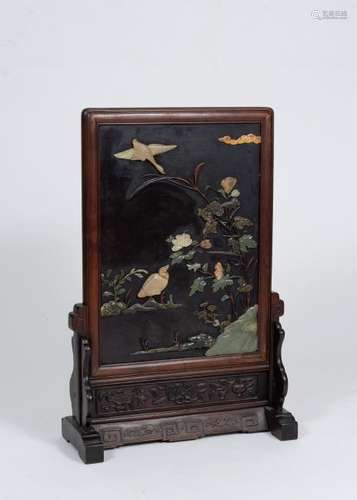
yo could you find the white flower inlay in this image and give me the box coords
[221,176,237,194]
[171,233,193,252]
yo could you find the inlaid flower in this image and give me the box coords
[200,239,212,249]
[171,233,193,252]
[213,262,224,280]
[220,176,237,194]
[198,201,224,220]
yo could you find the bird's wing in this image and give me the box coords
[141,274,158,289]
[148,144,177,156]
[113,148,135,160]
[138,274,162,297]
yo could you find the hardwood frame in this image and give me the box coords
[83,107,272,380]
[62,108,298,463]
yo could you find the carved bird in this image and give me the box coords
[113,139,177,175]
[137,265,170,299]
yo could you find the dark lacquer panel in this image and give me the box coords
[99,123,261,364]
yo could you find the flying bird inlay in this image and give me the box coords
[114,138,177,174]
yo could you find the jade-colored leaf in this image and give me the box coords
[189,277,207,296]
[212,276,234,292]
[113,274,123,285]
[233,216,254,230]
[170,251,185,264]
[184,249,196,261]
[239,234,257,253]
[228,237,241,255]
[170,248,196,265]
[187,263,201,272]
[238,283,253,293]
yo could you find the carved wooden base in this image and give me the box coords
[62,416,104,464]
[62,406,298,462]
[62,293,298,463]
[265,406,298,441]
[94,407,268,450]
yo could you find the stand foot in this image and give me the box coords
[265,407,298,441]
[62,416,104,464]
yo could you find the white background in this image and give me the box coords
[1,1,356,498]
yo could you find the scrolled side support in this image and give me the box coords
[265,292,298,441]
[62,303,103,463]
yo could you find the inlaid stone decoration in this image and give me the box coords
[62,109,299,464]
[100,124,261,364]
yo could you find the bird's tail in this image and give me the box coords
[152,161,166,175]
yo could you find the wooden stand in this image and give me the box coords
[62,293,297,463]
[61,108,298,463]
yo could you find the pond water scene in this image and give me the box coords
[99,123,261,364]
